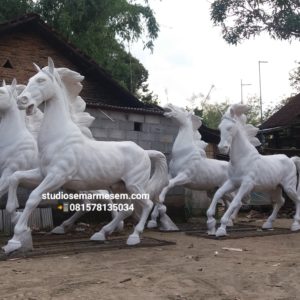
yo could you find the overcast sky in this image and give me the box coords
[131,0,300,111]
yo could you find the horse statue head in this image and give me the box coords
[0,79,26,114]
[17,57,95,138]
[218,103,261,154]
[163,103,202,130]
[16,58,60,115]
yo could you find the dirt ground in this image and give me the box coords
[1,219,300,300]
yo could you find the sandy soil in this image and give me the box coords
[1,219,300,300]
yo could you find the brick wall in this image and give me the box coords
[0,29,124,105]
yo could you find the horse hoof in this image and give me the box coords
[90,232,106,241]
[2,230,33,254]
[207,228,216,235]
[262,221,273,230]
[126,235,140,246]
[51,226,66,234]
[216,227,227,237]
[2,239,22,254]
[291,222,300,232]
[159,214,179,231]
[207,218,216,233]
[147,220,158,229]
[227,219,234,227]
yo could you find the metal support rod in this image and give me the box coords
[258,60,268,124]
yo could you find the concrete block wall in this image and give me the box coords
[87,108,179,156]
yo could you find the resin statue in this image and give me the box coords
[0,80,123,235]
[3,57,169,253]
[152,104,241,233]
[0,80,38,223]
[207,103,300,237]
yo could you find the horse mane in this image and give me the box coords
[43,66,95,139]
[224,107,261,147]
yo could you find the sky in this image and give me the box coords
[131,0,300,111]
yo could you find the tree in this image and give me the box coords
[186,93,230,129]
[34,0,159,102]
[0,0,159,103]
[0,0,33,22]
[289,61,300,93]
[210,0,300,45]
[186,92,289,129]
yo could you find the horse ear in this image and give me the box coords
[191,114,202,130]
[2,79,6,87]
[11,78,17,92]
[48,57,55,75]
[230,104,248,117]
[33,62,41,72]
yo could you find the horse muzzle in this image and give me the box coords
[17,97,36,115]
[218,143,230,154]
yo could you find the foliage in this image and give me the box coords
[0,0,159,103]
[289,61,300,93]
[0,0,33,22]
[186,93,289,129]
[186,93,230,129]
[210,0,300,44]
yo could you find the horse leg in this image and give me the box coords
[206,180,235,235]
[6,169,43,224]
[90,205,133,241]
[51,209,87,234]
[0,169,14,198]
[148,173,188,229]
[228,200,242,227]
[147,204,160,228]
[262,188,285,229]
[216,181,253,237]
[282,186,300,231]
[126,185,153,245]
[3,172,67,254]
[158,173,189,204]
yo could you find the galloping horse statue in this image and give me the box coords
[0,79,123,235]
[207,104,300,237]
[3,57,169,253]
[153,104,241,233]
[0,80,38,223]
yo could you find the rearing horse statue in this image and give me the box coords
[0,80,38,223]
[153,104,240,233]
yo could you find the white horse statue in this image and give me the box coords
[207,103,300,237]
[3,57,169,253]
[0,79,123,235]
[0,80,38,223]
[151,104,240,233]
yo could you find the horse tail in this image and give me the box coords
[145,150,168,201]
[291,156,300,191]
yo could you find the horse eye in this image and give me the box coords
[37,78,45,83]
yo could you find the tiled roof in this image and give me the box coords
[261,93,300,129]
[0,13,162,114]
